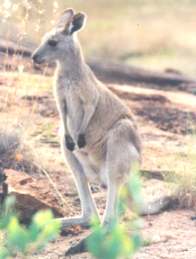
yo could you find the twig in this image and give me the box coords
[0,170,8,204]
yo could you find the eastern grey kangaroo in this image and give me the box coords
[32,8,142,227]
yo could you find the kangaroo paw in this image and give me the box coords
[65,237,88,256]
[65,135,75,151]
[77,134,86,148]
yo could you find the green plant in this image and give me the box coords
[0,196,61,259]
[87,168,143,259]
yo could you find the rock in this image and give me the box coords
[4,169,64,224]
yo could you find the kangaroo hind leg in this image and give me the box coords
[59,148,99,229]
[102,119,140,226]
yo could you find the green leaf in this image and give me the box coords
[132,233,142,251]
[0,196,16,230]
[0,247,9,259]
[128,172,142,207]
[32,210,53,228]
[3,196,16,214]
[7,217,29,253]
[29,211,60,251]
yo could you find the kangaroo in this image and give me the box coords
[32,9,169,233]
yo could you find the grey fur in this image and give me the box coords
[32,9,141,227]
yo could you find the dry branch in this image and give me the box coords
[1,38,196,90]
[88,59,196,88]
[0,38,33,57]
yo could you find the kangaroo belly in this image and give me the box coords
[74,138,107,184]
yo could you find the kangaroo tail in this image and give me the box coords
[139,196,177,216]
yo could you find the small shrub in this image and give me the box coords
[0,196,61,259]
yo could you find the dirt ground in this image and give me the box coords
[0,70,196,258]
[28,210,196,259]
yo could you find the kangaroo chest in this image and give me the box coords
[57,83,84,139]
[67,91,83,128]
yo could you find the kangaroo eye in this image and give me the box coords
[48,40,58,47]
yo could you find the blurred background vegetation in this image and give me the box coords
[1,0,196,75]
[0,3,196,257]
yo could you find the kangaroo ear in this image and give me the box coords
[69,12,87,34]
[56,8,75,31]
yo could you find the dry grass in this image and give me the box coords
[1,70,196,209]
[1,1,196,75]
[0,71,62,179]
[164,134,196,208]
[148,131,196,209]
[0,0,196,211]
[0,71,70,209]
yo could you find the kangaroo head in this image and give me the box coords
[32,9,86,64]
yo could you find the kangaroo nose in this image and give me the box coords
[32,53,40,64]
